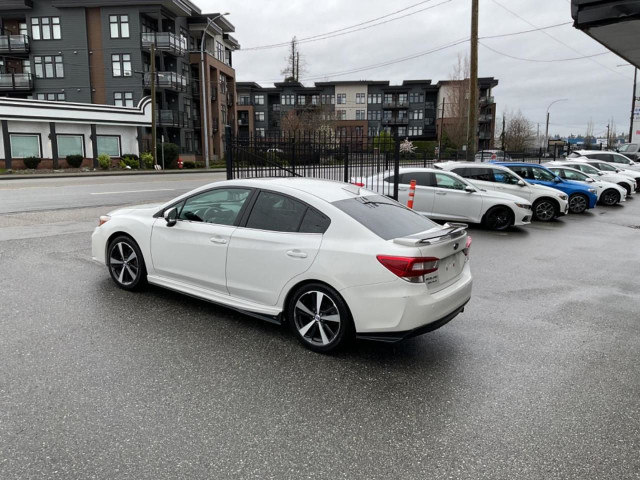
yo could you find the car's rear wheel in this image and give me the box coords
[600,189,621,206]
[107,235,147,291]
[482,206,513,231]
[532,198,557,221]
[568,194,589,214]
[288,283,353,353]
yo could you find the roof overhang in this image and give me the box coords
[571,0,640,67]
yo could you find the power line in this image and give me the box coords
[480,41,609,63]
[240,0,453,51]
[479,21,572,40]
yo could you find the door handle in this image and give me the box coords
[436,192,447,195]
[209,236,227,244]
[286,249,308,259]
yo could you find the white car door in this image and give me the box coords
[431,172,482,221]
[225,190,326,306]
[150,187,253,293]
[397,172,435,215]
[489,168,534,202]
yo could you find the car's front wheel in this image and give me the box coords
[532,198,558,222]
[288,283,353,353]
[618,183,632,197]
[568,194,589,214]
[482,206,514,231]
[600,189,621,206]
[107,235,147,291]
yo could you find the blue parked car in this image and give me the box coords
[494,162,598,214]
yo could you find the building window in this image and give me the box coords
[368,93,381,104]
[355,110,365,120]
[239,95,251,105]
[22,60,31,75]
[19,23,28,35]
[141,16,157,34]
[398,93,408,106]
[255,111,265,122]
[367,110,381,121]
[97,136,121,157]
[109,15,129,39]
[114,91,134,107]
[10,134,40,158]
[337,127,347,137]
[112,54,132,77]
[297,95,306,105]
[337,93,346,104]
[425,101,435,110]
[356,93,365,104]
[184,97,192,119]
[384,94,393,104]
[409,93,424,103]
[311,95,319,105]
[255,128,265,138]
[398,111,407,120]
[410,109,424,120]
[215,42,225,62]
[383,110,393,120]
[425,117,434,125]
[321,94,335,105]
[57,135,84,157]
[337,110,346,120]
[34,56,64,78]
[355,126,364,136]
[254,94,264,105]
[398,127,407,137]
[36,93,66,101]
[281,94,295,105]
[368,126,379,137]
[409,126,423,136]
[31,17,61,41]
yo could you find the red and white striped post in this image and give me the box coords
[407,179,416,209]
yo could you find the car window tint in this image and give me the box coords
[492,168,520,184]
[332,195,437,241]
[299,208,331,234]
[531,167,556,182]
[399,172,435,186]
[508,166,532,179]
[463,167,494,181]
[435,173,466,190]
[597,162,617,172]
[562,169,587,181]
[246,191,307,232]
[179,188,251,225]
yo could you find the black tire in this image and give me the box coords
[600,189,621,206]
[618,183,631,197]
[107,235,147,291]
[287,283,354,353]
[482,206,514,231]
[568,193,589,214]
[532,198,558,222]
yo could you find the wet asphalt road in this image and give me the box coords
[0,175,639,479]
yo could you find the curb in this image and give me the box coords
[0,169,227,181]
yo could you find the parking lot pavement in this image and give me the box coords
[1,197,639,479]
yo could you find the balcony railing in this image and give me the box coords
[238,118,249,126]
[382,101,409,109]
[143,72,187,91]
[156,110,186,128]
[480,96,495,105]
[382,117,408,125]
[0,34,30,54]
[479,114,494,122]
[141,32,187,56]
[238,98,252,106]
[0,73,33,91]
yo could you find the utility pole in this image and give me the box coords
[150,43,157,168]
[629,68,637,143]
[467,0,479,160]
[544,111,550,154]
[501,115,506,150]
[296,52,300,82]
[438,97,445,159]
[606,123,610,149]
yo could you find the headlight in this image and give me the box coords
[98,215,111,226]
[558,194,568,201]
[588,188,597,194]
[515,203,531,210]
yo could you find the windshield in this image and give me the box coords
[332,195,438,241]
[598,163,617,172]
[619,144,638,153]
[573,163,599,175]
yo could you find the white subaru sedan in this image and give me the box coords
[92,178,473,352]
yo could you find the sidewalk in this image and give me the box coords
[0,168,226,181]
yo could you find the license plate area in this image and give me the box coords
[425,252,465,291]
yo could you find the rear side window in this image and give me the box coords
[246,191,307,232]
[399,172,435,186]
[299,208,331,234]
[509,166,533,179]
[332,195,437,240]
[464,167,494,181]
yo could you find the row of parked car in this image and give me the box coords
[356,149,640,231]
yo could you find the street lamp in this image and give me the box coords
[544,98,568,153]
[200,12,230,168]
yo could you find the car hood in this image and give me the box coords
[107,203,163,217]
[528,183,566,198]
[618,169,640,178]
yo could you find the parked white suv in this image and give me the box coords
[435,162,569,221]
[568,150,640,171]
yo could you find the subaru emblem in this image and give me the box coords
[453,243,459,250]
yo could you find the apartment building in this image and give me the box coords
[237,78,498,149]
[0,0,240,160]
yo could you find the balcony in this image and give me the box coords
[238,97,252,106]
[210,84,217,101]
[382,117,408,125]
[0,34,30,54]
[383,101,409,109]
[141,32,187,56]
[479,114,493,122]
[156,110,186,128]
[480,96,495,105]
[238,117,249,126]
[143,72,187,91]
[479,131,492,140]
[0,73,33,91]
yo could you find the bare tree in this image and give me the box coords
[585,119,594,148]
[440,54,470,150]
[608,118,617,149]
[280,109,334,135]
[504,110,535,151]
[281,37,307,83]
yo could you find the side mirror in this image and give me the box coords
[586,177,595,183]
[553,176,562,183]
[464,185,476,193]
[517,179,526,186]
[164,207,178,227]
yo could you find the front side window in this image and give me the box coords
[178,188,251,225]
[111,54,132,77]
[559,169,587,181]
[492,168,520,184]
[57,135,84,157]
[531,167,557,182]
[96,136,121,157]
[246,191,308,232]
[110,15,130,39]
[10,134,40,158]
[31,17,61,41]
[596,162,617,172]
[114,91,134,107]
[435,173,466,190]
[34,56,64,78]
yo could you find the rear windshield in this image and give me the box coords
[619,144,638,153]
[332,195,437,240]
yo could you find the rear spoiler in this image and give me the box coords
[393,223,467,247]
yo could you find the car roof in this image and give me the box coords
[435,161,509,169]
[493,162,547,168]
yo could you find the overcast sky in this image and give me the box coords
[199,0,634,138]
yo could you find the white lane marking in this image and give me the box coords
[90,188,175,195]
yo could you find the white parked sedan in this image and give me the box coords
[565,159,640,194]
[547,161,636,197]
[92,178,473,352]
[545,165,626,206]
[354,168,532,230]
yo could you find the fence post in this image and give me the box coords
[225,124,233,180]
[343,142,349,183]
[393,131,400,200]
[291,133,297,177]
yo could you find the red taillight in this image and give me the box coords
[463,236,472,256]
[352,182,365,187]
[376,255,439,278]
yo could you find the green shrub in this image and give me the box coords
[157,142,179,169]
[98,153,111,170]
[66,154,84,168]
[141,152,154,169]
[119,156,139,169]
[23,156,41,169]
[183,160,196,169]
[195,161,204,169]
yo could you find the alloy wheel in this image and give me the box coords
[293,291,341,347]
[534,201,555,221]
[601,190,619,206]
[485,207,512,230]
[109,241,140,286]
[569,195,588,213]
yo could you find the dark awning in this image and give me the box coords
[571,0,640,67]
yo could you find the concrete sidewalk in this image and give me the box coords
[0,168,226,181]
